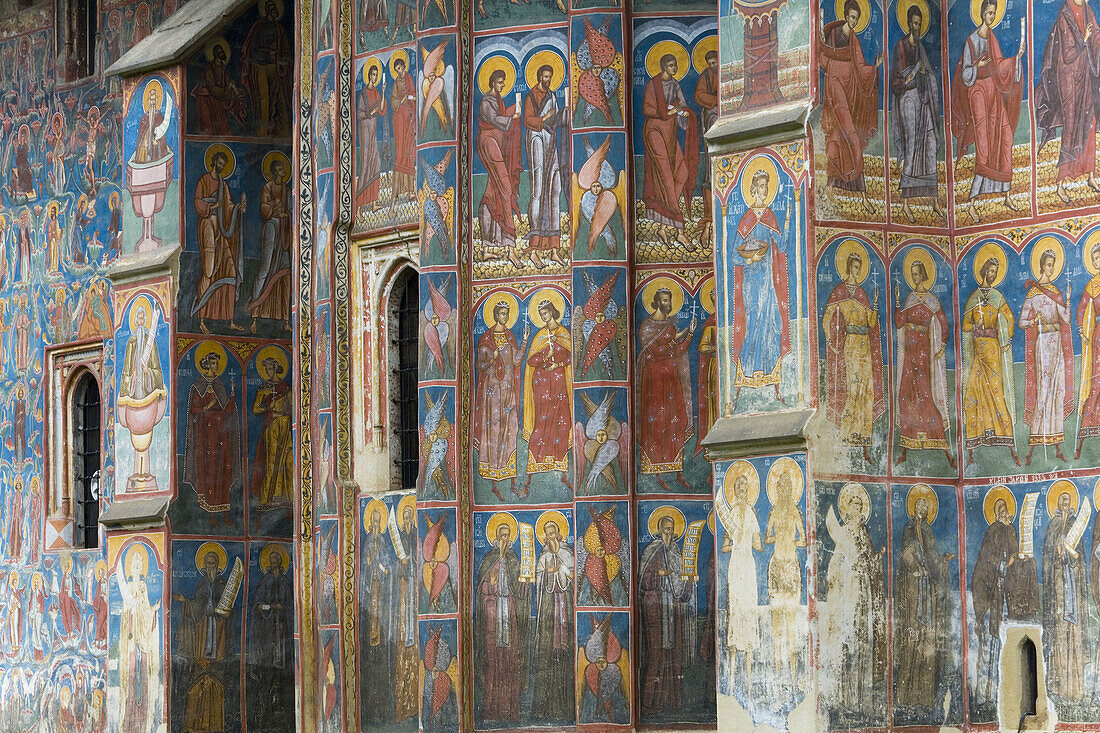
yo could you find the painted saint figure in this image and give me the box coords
[394,504,418,723]
[247,154,292,325]
[1019,249,1073,464]
[356,63,386,212]
[361,506,394,723]
[252,352,293,510]
[817,0,881,213]
[962,252,1019,464]
[523,64,569,267]
[822,248,885,463]
[475,299,528,499]
[952,0,1025,222]
[183,346,241,520]
[894,253,954,466]
[522,298,573,493]
[390,55,417,206]
[476,69,523,268]
[531,516,575,722]
[192,147,246,333]
[890,4,944,221]
[242,0,292,137]
[192,38,245,135]
[247,547,293,730]
[1042,487,1087,701]
[720,468,762,680]
[1078,243,1100,457]
[695,49,720,243]
[117,548,160,733]
[1035,0,1100,201]
[727,165,791,406]
[765,468,806,679]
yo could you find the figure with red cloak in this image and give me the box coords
[521,299,573,494]
[894,257,955,467]
[356,64,385,212]
[242,0,292,137]
[248,156,292,324]
[641,54,700,249]
[57,558,82,638]
[822,250,885,464]
[390,56,417,206]
[817,0,881,214]
[636,287,696,491]
[191,39,245,136]
[92,566,108,648]
[726,166,792,409]
[952,0,1025,222]
[8,476,23,560]
[475,520,529,723]
[476,69,523,269]
[475,299,528,499]
[1076,243,1100,457]
[1019,249,1073,464]
[192,150,246,332]
[183,348,241,521]
[1035,0,1100,202]
[695,50,720,244]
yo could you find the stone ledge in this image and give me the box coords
[700,408,815,460]
[705,101,813,155]
[99,496,169,530]
[105,243,182,287]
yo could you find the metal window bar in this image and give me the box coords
[73,375,100,549]
[393,275,420,490]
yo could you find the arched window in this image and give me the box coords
[390,269,419,489]
[71,372,100,548]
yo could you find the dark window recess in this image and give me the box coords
[392,272,419,490]
[72,373,100,549]
[61,0,97,80]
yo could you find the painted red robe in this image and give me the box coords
[817,21,878,190]
[1077,277,1100,436]
[636,315,694,473]
[476,92,522,243]
[952,29,1023,183]
[391,71,417,180]
[523,323,573,472]
[641,75,699,224]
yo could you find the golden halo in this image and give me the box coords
[983,485,1016,525]
[31,572,43,591]
[204,36,230,63]
[1093,478,1100,509]
[481,292,520,330]
[263,150,291,182]
[971,0,1006,28]
[127,294,155,333]
[535,510,568,544]
[363,498,389,531]
[389,48,410,78]
[836,0,872,32]
[834,239,871,284]
[838,482,871,524]
[259,543,289,570]
[485,512,519,545]
[362,57,383,87]
[691,35,718,74]
[60,552,72,574]
[478,55,517,96]
[195,542,228,573]
[645,40,689,80]
[903,246,937,291]
[640,277,685,316]
[740,154,780,209]
[1084,229,1100,275]
[259,0,285,20]
[897,0,931,36]
[525,50,567,92]
[647,505,686,540]
[700,277,716,315]
[94,559,108,581]
[766,457,804,505]
[124,544,149,575]
[708,510,715,535]
[528,288,568,327]
[254,345,289,378]
[397,494,416,523]
[142,79,163,113]
[193,340,229,376]
[204,143,235,177]
[973,241,1008,287]
[1048,479,1080,518]
[721,459,760,508]
[906,483,939,524]
[1030,236,1065,281]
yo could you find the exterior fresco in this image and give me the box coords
[719,0,811,117]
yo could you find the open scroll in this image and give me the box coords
[681,520,706,582]
[519,522,536,582]
[216,557,244,616]
[1064,498,1092,558]
[1019,492,1039,558]
[389,508,408,562]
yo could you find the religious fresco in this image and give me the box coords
[179,141,293,340]
[572,266,628,382]
[244,344,294,538]
[713,145,810,415]
[358,494,420,732]
[315,171,335,301]
[574,387,630,496]
[885,0,947,226]
[720,0,811,117]
[472,31,572,281]
[570,14,625,129]
[356,0,418,53]
[418,506,457,614]
[812,0,887,223]
[635,499,716,726]
[472,508,577,729]
[169,539,246,733]
[418,37,458,145]
[472,285,575,505]
[633,271,715,494]
[114,290,172,496]
[318,517,341,626]
[420,619,460,733]
[632,17,720,263]
[714,456,808,730]
[576,610,631,725]
[575,500,630,604]
[472,0,568,32]
[319,629,343,732]
[421,272,457,381]
[316,55,337,172]
[169,339,245,536]
[419,386,457,500]
[418,146,458,267]
[946,0,1031,226]
[243,541,294,732]
[353,48,420,232]
[121,74,180,256]
[571,132,628,263]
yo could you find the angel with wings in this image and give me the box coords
[573,390,628,496]
[572,136,625,259]
[574,18,622,126]
[572,269,625,380]
[419,41,454,138]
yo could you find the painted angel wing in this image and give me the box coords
[154,94,173,140]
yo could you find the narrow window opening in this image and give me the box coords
[391,271,419,489]
[61,0,97,80]
[72,373,100,548]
